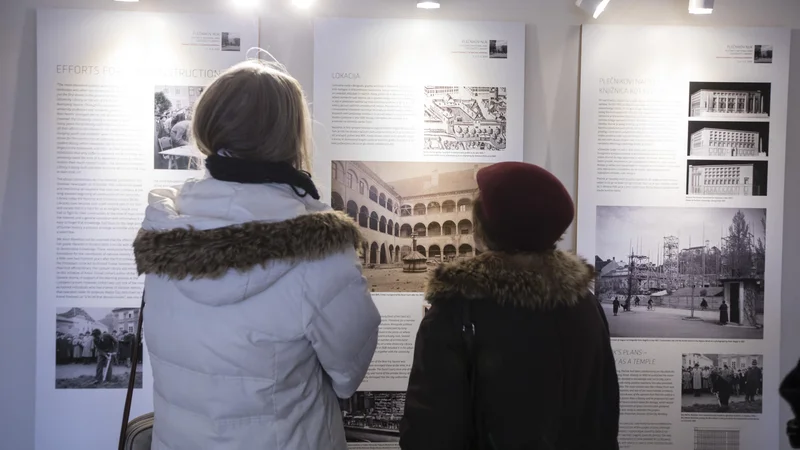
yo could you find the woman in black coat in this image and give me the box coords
[399,162,620,450]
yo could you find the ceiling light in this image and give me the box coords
[688,0,714,14]
[417,1,441,9]
[114,0,140,2]
[292,0,315,8]
[575,0,610,19]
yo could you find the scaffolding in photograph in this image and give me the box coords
[662,235,680,292]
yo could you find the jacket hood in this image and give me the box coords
[425,250,594,311]
[132,176,363,306]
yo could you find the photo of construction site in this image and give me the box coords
[423,86,507,153]
[595,206,766,340]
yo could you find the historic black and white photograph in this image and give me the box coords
[687,120,769,158]
[154,85,205,170]
[682,354,764,414]
[340,391,405,443]
[595,206,766,339]
[423,86,507,152]
[688,82,771,119]
[754,44,773,64]
[331,160,489,293]
[55,307,143,389]
[686,161,768,197]
[489,39,508,59]
[221,32,241,51]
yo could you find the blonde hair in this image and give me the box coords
[192,59,312,171]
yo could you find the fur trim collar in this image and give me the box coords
[133,211,362,280]
[426,250,594,310]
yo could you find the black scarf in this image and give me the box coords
[205,154,320,200]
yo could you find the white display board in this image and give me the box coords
[577,25,790,449]
[313,18,525,447]
[35,9,257,450]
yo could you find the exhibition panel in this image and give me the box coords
[30,6,794,450]
[313,18,525,447]
[576,25,790,449]
[35,9,257,450]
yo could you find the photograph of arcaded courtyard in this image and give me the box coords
[331,161,489,293]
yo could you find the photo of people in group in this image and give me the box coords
[681,353,764,414]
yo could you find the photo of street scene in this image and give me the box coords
[221,32,241,51]
[489,40,508,59]
[55,307,143,389]
[340,391,405,443]
[154,85,205,170]
[595,206,766,339]
[754,45,773,64]
[423,86,507,152]
[332,161,489,293]
[682,353,763,414]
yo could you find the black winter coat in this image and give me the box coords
[399,250,620,450]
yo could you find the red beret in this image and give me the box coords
[475,162,574,252]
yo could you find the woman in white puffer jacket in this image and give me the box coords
[132,60,381,450]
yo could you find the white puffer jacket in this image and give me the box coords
[133,175,381,450]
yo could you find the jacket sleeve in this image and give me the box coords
[302,249,381,398]
[400,302,470,450]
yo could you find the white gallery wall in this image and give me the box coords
[1,0,799,448]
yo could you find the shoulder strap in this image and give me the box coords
[118,291,146,450]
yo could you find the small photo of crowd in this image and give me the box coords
[154,85,206,170]
[55,307,143,389]
[340,391,405,443]
[681,353,763,414]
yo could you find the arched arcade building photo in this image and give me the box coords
[331,160,488,292]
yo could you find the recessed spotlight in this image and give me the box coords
[575,0,610,19]
[292,0,315,8]
[417,1,441,9]
[688,0,714,14]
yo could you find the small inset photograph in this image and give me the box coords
[489,40,508,59]
[687,121,769,158]
[221,32,241,51]
[754,45,773,64]
[689,82,771,119]
[154,85,205,170]
[340,391,405,443]
[55,307,143,389]
[331,160,489,293]
[423,86,507,152]
[681,354,763,414]
[686,161,768,197]
[595,206,766,340]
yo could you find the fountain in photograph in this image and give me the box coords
[402,233,427,273]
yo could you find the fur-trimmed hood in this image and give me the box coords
[132,177,363,306]
[133,211,362,280]
[426,250,594,310]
